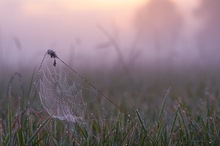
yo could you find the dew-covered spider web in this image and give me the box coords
[34,50,118,123]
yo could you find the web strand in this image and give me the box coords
[56,56,122,112]
[35,49,122,123]
[46,49,122,112]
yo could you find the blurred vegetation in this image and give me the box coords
[1,63,220,145]
[1,0,220,145]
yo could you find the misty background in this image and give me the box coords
[0,0,219,75]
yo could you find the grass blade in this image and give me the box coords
[168,107,179,146]
[158,87,171,121]
[27,114,52,145]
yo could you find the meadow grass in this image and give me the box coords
[1,66,220,146]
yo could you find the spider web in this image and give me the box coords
[34,55,99,123]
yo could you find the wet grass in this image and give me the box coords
[1,66,220,145]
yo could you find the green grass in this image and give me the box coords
[1,67,220,145]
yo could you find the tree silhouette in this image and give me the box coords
[135,0,183,62]
[197,0,220,65]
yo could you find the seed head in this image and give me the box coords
[47,49,57,58]
[47,50,57,66]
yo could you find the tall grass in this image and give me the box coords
[1,69,220,145]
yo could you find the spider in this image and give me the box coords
[47,50,57,66]
[47,49,57,58]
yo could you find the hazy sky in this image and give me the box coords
[0,0,201,70]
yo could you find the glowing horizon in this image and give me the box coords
[0,0,202,67]
[21,0,147,14]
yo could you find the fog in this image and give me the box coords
[0,0,218,73]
